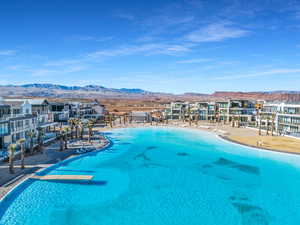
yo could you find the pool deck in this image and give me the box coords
[0,133,109,199]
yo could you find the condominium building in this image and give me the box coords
[165,100,256,126]
[226,100,256,125]
[3,98,53,125]
[191,102,215,121]
[68,100,106,120]
[277,103,300,136]
[165,102,189,120]
[0,104,10,150]
[130,111,151,123]
[49,101,70,122]
[0,97,107,159]
[215,101,229,122]
[2,100,37,147]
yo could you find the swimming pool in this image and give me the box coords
[1,127,300,225]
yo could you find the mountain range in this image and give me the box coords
[1,83,300,102]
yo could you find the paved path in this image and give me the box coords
[0,141,78,199]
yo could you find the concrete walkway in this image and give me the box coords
[0,141,78,199]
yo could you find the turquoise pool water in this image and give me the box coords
[1,127,300,225]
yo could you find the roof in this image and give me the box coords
[27,99,48,105]
[48,101,66,106]
[131,111,149,116]
[9,114,36,121]
[3,98,48,105]
[0,104,10,108]
[2,101,23,107]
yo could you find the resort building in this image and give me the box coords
[276,103,300,137]
[1,100,37,148]
[0,104,10,151]
[215,101,229,122]
[226,99,256,126]
[0,97,107,159]
[165,100,256,126]
[258,102,300,137]
[130,111,151,123]
[191,102,216,121]
[2,98,58,147]
[49,101,70,123]
[2,98,53,125]
[257,101,277,131]
[91,100,106,120]
[165,102,189,120]
[68,100,106,120]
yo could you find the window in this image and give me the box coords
[0,123,9,135]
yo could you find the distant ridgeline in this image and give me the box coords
[0,84,300,101]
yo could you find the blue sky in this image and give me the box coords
[1,0,300,94]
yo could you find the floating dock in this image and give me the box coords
[31,175,94,181]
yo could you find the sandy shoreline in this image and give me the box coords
[96,121,300,154]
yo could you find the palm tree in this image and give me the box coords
[17,138,26,169]
[231,117,235,127]
[63,127,70,149]
[109,114,113,128]
[123,114,126,125]
[59,129,64,151]
[237,115,241,128]
[266,116,270,135]
[258,115,262,136]
[87,120,94,143]
[129,114,132,124]
[271,114,275,136]
[67,118,79,139]
[78,120,85,140]
[68,118,76,139]
[188,108,191,126]
[8,144,17,174]
[27,130,36,155]
[195,114,198,125]
[37,127,45,153]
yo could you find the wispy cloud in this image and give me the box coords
[87,43,191,58]
[24,65,86,77]
[29,69,58,77]
[44,59,83,67]
[176,58,213,64]
[184,22,250,42]
[136,2,199,42]
[114,12,135,20]
[69,35,113,42]
[7,65,26,70]
[0,50,17,56]
[213,69,300,80]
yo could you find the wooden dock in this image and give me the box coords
[31,175,94,181]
